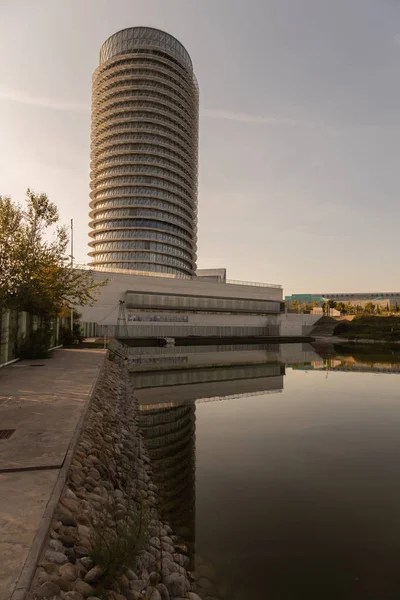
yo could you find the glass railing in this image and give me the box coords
[227,279,282,289]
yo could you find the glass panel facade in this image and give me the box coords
[125,292,281,315]
[89,240,193,261]
[95,262,189,276]
[90,27,198,277]
[96,98,193,129]
[90,227,192,247]
[92,197,194,220]
[95,125,194,156]
[93,174,191,198]
[96,68,194,102]
[92,186,195,211]
[95,143,193,171]
[94,162,193,185]
[92,208,193,231]
[96,89,194,122]
[95,137,193,169]
[90,252,192,270]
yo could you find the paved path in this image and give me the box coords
[0,348,105,600]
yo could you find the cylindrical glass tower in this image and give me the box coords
[89,27,199,277]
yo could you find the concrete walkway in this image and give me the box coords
[0,348,105,600]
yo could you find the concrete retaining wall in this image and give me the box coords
[278,313,321,337]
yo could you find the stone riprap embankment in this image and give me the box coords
[28,356,203,600]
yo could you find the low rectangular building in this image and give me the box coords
[80,268,285,338]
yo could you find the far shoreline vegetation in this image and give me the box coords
[291,298,400,315]
[333,315,400,342]
[334,341,400,363]
[291,298,400,342]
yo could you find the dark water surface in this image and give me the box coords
[134,344,400,600]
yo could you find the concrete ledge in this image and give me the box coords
[122,336,315,347]
[0,358,19,369]
[8,352,107,600]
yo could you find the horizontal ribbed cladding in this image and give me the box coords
[138,402,196,545]
[89,27,198,277]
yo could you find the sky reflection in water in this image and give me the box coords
[135,344,400,600]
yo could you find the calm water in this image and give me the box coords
[134,343,400,600]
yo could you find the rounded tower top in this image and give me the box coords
[99,26,193,71]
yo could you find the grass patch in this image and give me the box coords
[90,496,152,590]
[334,315,400,341]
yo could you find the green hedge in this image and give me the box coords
[335,316,400,341]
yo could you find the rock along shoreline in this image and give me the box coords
[28,355,203,600]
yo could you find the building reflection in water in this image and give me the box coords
[134,343,291,583]
[133,342,400,599]
[138,399,197,553]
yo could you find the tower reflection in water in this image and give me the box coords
[134,345,286,593]
[138,398,196,550]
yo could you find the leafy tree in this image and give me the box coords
[291,299,299,312]
[364,302,376,314]
[0,195,24,307]
[0,190,106,319]
[299,302,312,313]
[336,302,346,314]
[345,301,354,314]
[322,299,337,315]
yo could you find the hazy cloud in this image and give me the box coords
[0,87,89,111]
[201,107,301,126]
[392,33,400,45]
[201,107,341,136]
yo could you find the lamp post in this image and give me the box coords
[70,219,74,333]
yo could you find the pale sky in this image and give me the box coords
[1,0,400,294]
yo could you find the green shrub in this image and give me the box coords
[340,316,400,341]
[18,328,53,359]
[59,323,84,345]
[90,496,152,586]
[333,321,351,336]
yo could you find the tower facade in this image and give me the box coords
[89,27,199,277]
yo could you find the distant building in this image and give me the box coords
[315,292,400,304]
[285,294,326,307]
[89,27,199,277]
[286,292,400,308]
